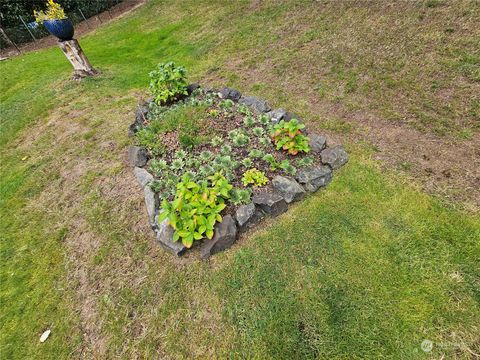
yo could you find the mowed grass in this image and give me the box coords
[1,0,479,358]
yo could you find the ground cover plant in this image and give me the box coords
[1,0,479,359]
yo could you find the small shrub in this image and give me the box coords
[242,168,269,187]
[271,119,310,155]
[262,153,279,170]
[258,113,270,126]
[159,173,232,247]
[149,62,188,105]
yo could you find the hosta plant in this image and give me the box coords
[242,168,269,187]
[159,173,232,248]
[271,119,310,155]
[149,62,188,105]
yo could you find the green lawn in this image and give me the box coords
[1,0,479,358]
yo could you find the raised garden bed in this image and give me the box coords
[128,67,348,259]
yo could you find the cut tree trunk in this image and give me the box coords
[58,39,97,80]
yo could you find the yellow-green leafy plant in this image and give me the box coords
[34,0,66,24]
[159,173,232,248]
[271,119,310,155]
[242,168,269,187]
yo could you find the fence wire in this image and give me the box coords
[0,0,123,50]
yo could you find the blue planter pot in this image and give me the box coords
[44,19,74,41]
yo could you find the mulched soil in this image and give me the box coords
[142,90,321,215]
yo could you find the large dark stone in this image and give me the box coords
[320,145,349,169]
[252,192,288,216]
[144,186,158,226]
[135,104,149,125]
[272,175,305,203]
[296,166,332,192]
[134,167,153,189]
[187,83,200,95]
[239,96,272,113]
[128,146,148,167]
[267,108,287,124]
[128,122,139,137]
[235,203,263,231]
[283,111,303,123]
[219,87,242,102]
[200,215,237,259]
[309,134,327,153]
[155,214,186,256]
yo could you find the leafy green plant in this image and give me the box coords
[219,99,234,110]
[220,144,232,155]
[262,153,279,170]
[211,136,223,147]
[242,168,269,187]
[259,136,272,147]
[136,128,165,156]
[238,104,252,115]
[279,160,297,175]
[159,173,232,247]
[199,164,215,177]
[34,0,66,23]
[271,119,310,155]
[232,132,250,147]
[149,62,188,105]
[241,158,253,168]
[258,113,270,126]
[199,150,213,162]
[149,179,163,193]
[170,158,185,172]
[186,157,201,168]
[229,187,252,205]
[252,127,264,136]
[149,159,168,176]
[297,156,315,168]
[174,149,188,159]
[248,149,264,159]
[243,115,255,127]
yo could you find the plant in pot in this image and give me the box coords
[34,0,74,41]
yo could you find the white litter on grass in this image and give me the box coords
[40,329,51,343]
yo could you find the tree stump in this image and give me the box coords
[58,39,97,80]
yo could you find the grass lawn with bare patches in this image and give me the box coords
[1,0,479,358]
